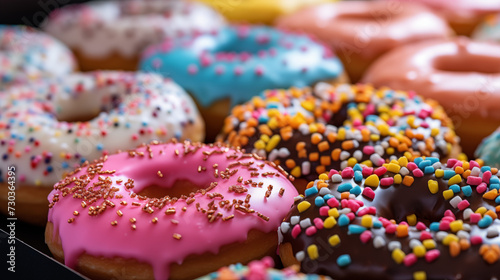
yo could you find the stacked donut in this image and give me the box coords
[2,0,500,279]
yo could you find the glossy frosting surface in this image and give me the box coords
[140,25,345,107]
[276,1,452,59]
[48,141,298,279]
[0,71,201,188]
[362,37,500,120]
[0,25,76,90]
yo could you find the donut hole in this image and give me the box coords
[54,93,123,123]
[433,55,500,74]
[137,179,206,199]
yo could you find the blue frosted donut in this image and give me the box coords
[140,25,345,107]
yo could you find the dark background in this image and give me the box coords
[0,0,92,27]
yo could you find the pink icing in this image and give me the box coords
[47,141,298,279]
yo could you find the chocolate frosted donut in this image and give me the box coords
[279,157,500,279]
[220,83,461,192]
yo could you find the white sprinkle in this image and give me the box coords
[299,123,310,135]
[374,145,385,156]
[353,150,363,161]
[299,218,312,228]
[432,162,442,169]
[463,208,473,220]
[278,147,290,158]
[280,222,291,234]
[380,141,389,149]
[295,251,305,262]
[388,241,401,251]
[319,187,331,195]
[373,236,386,248]
[340,161,348,170]
[471,167,481,176]
[457,230,470,239]
[462,223,471,232]
[331,174,343,183]
[293,196,302,202]
[400,167,410,176]
[290,216,300,225]
[436,231,448,241]
[278,229,283,243]
[302,161,311,176]
[487,228,499,238]
[338,208,352,214]
[449,196,462,208]
[409,239,422,249]
[340,151,350,161]
[268,149,279,162]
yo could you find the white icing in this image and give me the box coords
[42,0,225,58]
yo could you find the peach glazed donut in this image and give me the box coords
[0,71,204,225]
[42,0,225,71]
[220,83,461,193]
[390,0,500,36]
[140,25,347,141]
[0,25,76,90]
[275,1,453,82]
[279,156,500,279]
[45,140,298,280]
[362,37,500,158]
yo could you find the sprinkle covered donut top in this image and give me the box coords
[0,71,201,187]
[196,256,332,280]
[42,0,225,58]
[0,25,76,89]
[47,140,298,280]
[140,25,345,107]
[279,156,500,279]
[222,83,459,182]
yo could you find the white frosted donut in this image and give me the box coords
[0,25,76,90]
[0,71,204,224]
[42,0,225,70]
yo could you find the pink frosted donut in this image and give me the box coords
[45,141,298,280]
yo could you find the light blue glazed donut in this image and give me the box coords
[139,25,345,108]
[476,128,500,167]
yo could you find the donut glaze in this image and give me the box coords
[196,0,334,25]
[196,257,331,280]
[275,1,452,82]
[140,25,345,108]
[362,37,500,157]
[46,141,298,280]
[42,0,225,70]
[279,157,500,279]
[0,25,76,89]
[0,72,204,224]
[389,0,500,35]
[220,83,460,191]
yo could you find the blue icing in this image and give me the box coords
[140,25,344,107]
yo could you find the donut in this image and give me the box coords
[197,256,332,280]
[0,71,204,225]
[42,0,225,71]
[220,83,461,193]
[278,156,500,279]
[362,37,500,159]
[45,140,298,280]
[387,0,500,36]
[473,13,500,42]
[140,25,347,141]
[275,1,453,82]
[195,0,333,25]
[476,129,500,168]
[0,25,76,90]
